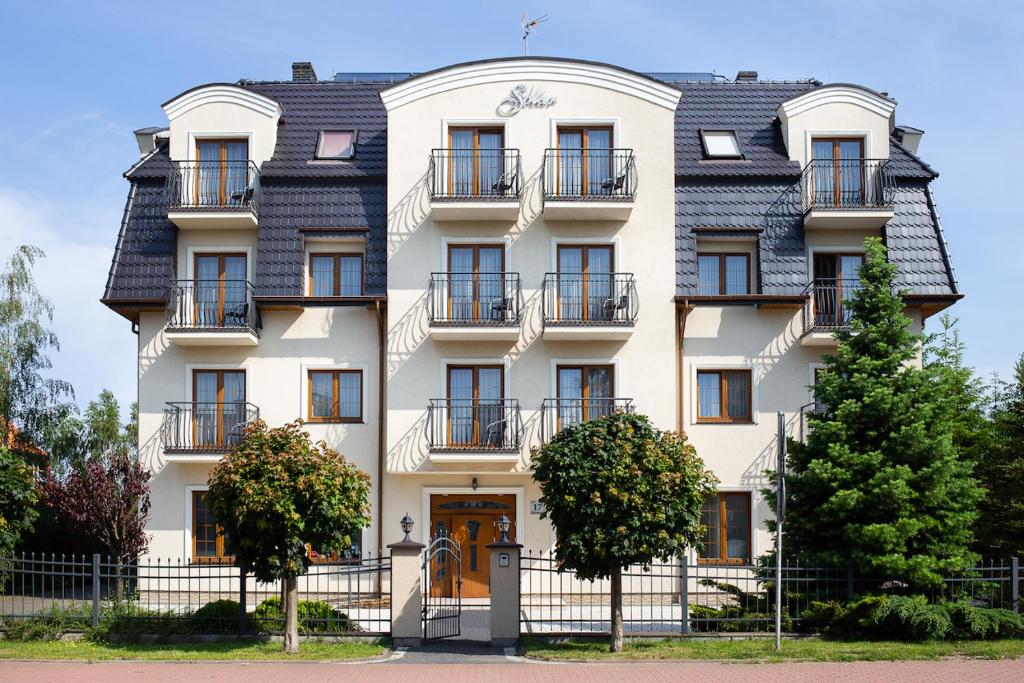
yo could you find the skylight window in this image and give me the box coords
[700,130,743,159]
[316,130,356,160]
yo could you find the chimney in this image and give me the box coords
[292,61,317,83]
[894,125,924,155]
[735,70,758,82]
[133,126,167,157]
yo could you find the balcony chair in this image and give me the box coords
[602,294,629,320]
[489,296,515,322]
[222,302,249,328]
[600,173,626,194]
[490,170,517,196]
[229,185,255,205]
[483,415,509,448]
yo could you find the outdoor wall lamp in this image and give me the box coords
[497,514,511,543]
[400,513,414,542]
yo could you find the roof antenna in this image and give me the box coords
[521,13,550,56]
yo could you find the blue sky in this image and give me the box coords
[1,0,1021,416]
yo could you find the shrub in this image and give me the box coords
[868,595,952,641]
[0,603,91,641]
[945,601,999,640]
[191,599,247,633]
[253,596,356,634]
[798,600,848,634]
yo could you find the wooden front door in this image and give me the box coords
[429,494,516,598]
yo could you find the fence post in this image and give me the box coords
[91,554,101,628]
[680,554,690,635]
[1012,557,1020,614]
[847,563,855,602]
[239,567,248,634]
[487,537,522,647]
[388,535,426,647]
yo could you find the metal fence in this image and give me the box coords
[165,160,261,214]
[0,552,390,635]
[800,158,893,212]
[542,272,638,326]
[429,148,521,200]
[520,552,1022,636]
[542,148,636,200]
[166,280,258,332]
[427,272,522,326]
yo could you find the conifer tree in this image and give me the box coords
[779,237,981,590]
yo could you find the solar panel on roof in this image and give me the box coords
[333,72,413,83]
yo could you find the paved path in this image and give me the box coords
[2,646,1023,683]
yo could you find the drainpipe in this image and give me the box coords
[374,299,387,554]
[676,301,690,433]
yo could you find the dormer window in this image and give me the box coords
[700,130,743,159]
[316,130,356,160]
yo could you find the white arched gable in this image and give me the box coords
[162,84,281,121]
[777,84,896,120]
[380,58,681,111]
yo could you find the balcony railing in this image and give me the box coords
[802,278,861,334]
[162,402,259,453]
[165,160,261,214]
[428,149,521,200]
[542,273,638,326]
[427,273,521,326]
[800,158,894,212]
[425,399,522,452]
[542,148,636,200]
[166,280,257,331]
[540,398,635,442]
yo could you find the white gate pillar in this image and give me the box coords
[487,532,522,647]
[388,517,425,647]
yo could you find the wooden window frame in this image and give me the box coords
[307,369,363,423]
[308,253,364,297]
[813,253,865,320]
[445,365,505,447]
[555,126,614,197]
[194,139,249,206]
[697,492,752,565]
[191,369,246,447]
[811,137,866,208]
[193,252,247,325]
[447,127,505,197]
[447,244,506,321]
[556,364,615,425]
[556,244,615,321]
[696,369,753,424]
[191,490,233,564]
[696,253,751,296]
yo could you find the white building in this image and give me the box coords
[102,58,958,597]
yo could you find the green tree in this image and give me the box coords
[42,390,136,474]
[206,420,371,653]
[778,237,982,590]
[0,445,39,556]
[975,355,1024,558]
[0,246,73,445]
[532,411,717,652]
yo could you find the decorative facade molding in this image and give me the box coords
[162,84,282,121]
[778,84,896,120]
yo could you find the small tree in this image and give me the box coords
[975,354,1024,558]
[207,420,371,653]
[778,237,982,590]
[41,450,151,597]
[0,445,39,557]
[532,411,717,652]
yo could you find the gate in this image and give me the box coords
[422,534,462,640]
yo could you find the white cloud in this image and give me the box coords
[0,188,136,418]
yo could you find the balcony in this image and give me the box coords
[540,398,635,442]
[542,148,636,220]
[165,160,260,230]
[801,278,860,346]
[800,159,894,229]
[426,272,521,342]
[165,280,259,346]
[425,399,522,464]
[428,148,521,221]
[542,272,638,340]
[161,401,259,461]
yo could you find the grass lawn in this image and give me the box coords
[0,638,389,661]
[522,636,1024,662]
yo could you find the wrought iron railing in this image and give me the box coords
[542,272,638,326]
[542,148,636,200]
[425,399,522,452]
[427,272,521,326]
[540,398,634,442]
[800,158,893,212]
[802,278,861,334]
[428,148,521,200]
[162,402,259,452]
[165,160,261,213]
[166,280,257,331]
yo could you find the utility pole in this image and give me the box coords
[775,411,786,651]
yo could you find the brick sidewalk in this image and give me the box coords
[1,657,1022,683]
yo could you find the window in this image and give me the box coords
[308,370,363,423]
[556,126,614,196]
[192,491,231,563]
[448,127,505,196]
[812,253,864,328]
[309,253,363,296]
[700,130,743,159]
[811,138,865,207]
[556,244,614,321]
[697,254,750,295]
[447,365,504,447]
[699,492,751,564]
[556,365,615,427]
[195,139,249,206]
[193,253,248,327]
[316,130,356,160]
[192,370,246,447]
[696,369,752,423]
[447,245,506,322]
